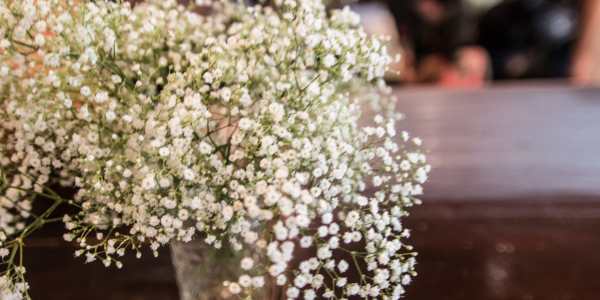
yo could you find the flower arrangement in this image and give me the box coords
[0,0,430,299]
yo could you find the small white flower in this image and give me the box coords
[142,174,156,190]
[182,169,196,181]
[240,257,254,270]
[222,205,234,222]
[252,276,265,288]
[159,147,170,157]
[323,54,336,68]
[269,103,285,122]
[228,282,241,294]
[80,86,92,97]
[337,260,349,273]
[300,236,313,248]
[105,110,116,122]
[238,118,253,131]
[198,142,212,155]
[0,248,9,258]
[95,91,109,103]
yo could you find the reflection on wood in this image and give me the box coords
[24,84,600,299]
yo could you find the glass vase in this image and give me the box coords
[170,241,274,300]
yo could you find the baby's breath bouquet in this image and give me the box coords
[0,0,430,299]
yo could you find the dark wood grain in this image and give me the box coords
[23,83,600,300]
[396,83,600,202]
[400,83,600,300]
[406,201,600,300]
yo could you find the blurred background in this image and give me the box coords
[339,0,600,87]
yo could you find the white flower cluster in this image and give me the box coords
[0,0,430,299]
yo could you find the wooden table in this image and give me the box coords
[25,83,600,300]
[397,83,600,300]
